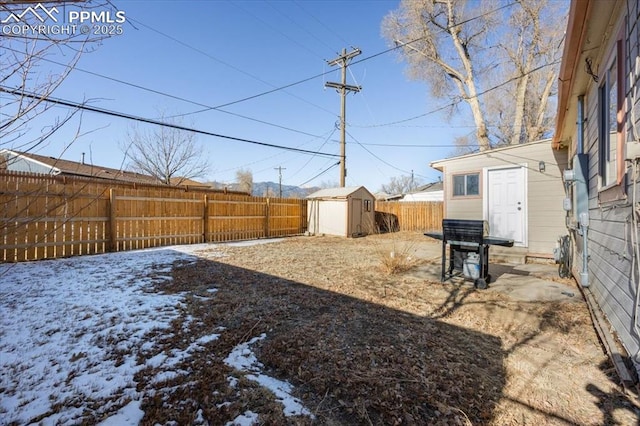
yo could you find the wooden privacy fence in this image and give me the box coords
[0,171,306,262]
[375,201,443,232]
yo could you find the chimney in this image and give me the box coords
[81,152,85,164]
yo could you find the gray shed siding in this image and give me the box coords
[433,140,568,255]
[574,0,640,362]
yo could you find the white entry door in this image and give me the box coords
[486,167,526,246]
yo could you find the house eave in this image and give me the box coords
[553,0,621,150]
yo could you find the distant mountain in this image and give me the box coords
[252,181,319,198]
[204,180,320,198]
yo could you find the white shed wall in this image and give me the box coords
[308,199,347,236]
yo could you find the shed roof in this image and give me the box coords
[306,186,371,199]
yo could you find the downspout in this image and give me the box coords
[577,95,584,155]
[577,95,590,287]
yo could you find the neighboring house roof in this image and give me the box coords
[414,181,443,193]
[430,138,553,170]
[306,186,371,199]
[374,192,393,200]
[553,0,617,150]
[403,182,443,202]
[383,181,444,201]
[168,176,210,187]
[0,149,202,185]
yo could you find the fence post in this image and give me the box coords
[300,199,307,234]
[264,198,270,238]
[203,194,209,243]
[109,188,117,252]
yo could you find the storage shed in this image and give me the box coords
[306,186,375,237]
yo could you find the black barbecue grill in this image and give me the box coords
[425,219,514,289]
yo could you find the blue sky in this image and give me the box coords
[4,1,480,191]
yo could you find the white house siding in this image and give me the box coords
[575,0,640,363]
[0,151,54,174]
[401,191,444,202]
[525,145,570,254]
[433,140,568,255]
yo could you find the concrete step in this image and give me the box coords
[490,247,528,264]
[490,252,527,264]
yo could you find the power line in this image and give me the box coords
[333,141,479,148]
[292,0,351,47]
[349,59,561,129]
[255,0,330,58]
[288,127,337,179]
[1,86,340,158]
[345,129,430,180]
[102,1,520,125]
[298,161,340,187]
[2,46,326,140]
[210,127,337,179]
[125,16,335,117]
[129,2,518,117]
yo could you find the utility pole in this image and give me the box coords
[325,47,361,187]
[274,166,286,198]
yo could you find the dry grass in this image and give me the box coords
[376,241,422,274]
[101,232,640,425]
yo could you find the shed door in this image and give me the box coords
[486,167,526,246]
[350,198,362,236]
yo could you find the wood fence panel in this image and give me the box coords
[375,201,443,232]
[0,174,112,261]
[115,190,205,249]
[1,171,308,262]
[268,198,307,237]
[207,194,267,242]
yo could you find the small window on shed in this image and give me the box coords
[364,199,372,212]
[453,173,479,197]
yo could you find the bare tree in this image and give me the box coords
[484,0,564,146]
[382,0,566,150]
[318,180,339,189]
[451,133,477,156]
[262,185,277,197]
[236,168,253,194]
[123,115,209,185]
[0,2,124,264]
[1,1,116,154]
[380,174,422,195]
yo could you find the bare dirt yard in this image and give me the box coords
[141,232,640,425]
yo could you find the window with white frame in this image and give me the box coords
[598,32,624,189]
[452,173,479,197]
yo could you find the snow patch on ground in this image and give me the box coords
[98,400,145,426]
[0,248,192,425]
[224,334,314,419]
[226,410,260,426]
[0,238,301,425]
